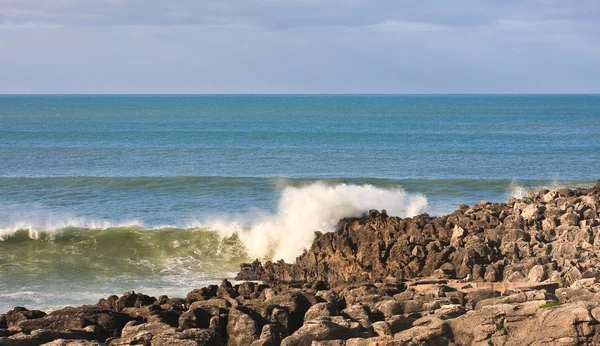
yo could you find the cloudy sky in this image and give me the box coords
[1,0,599,93]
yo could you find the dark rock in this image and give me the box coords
[227,307,266,346]
[281,320,356,346]
[17,306,132,341]
[185,285,218,305]
[5,307,46,327]
[263,292,314,334]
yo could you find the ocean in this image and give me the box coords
[1,94,599,312]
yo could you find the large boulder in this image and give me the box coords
[227,307,266,346]
[280,320,355,346]
[17,306,132,341]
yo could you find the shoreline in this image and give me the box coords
[2,180,600,345]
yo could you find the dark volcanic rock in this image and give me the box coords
[238,181,600,288]
[5,307,46,327]
[17,306,133,341]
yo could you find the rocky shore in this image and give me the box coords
[2,181,600,345]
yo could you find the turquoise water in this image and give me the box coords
[1,94,599,311]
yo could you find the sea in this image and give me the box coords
[1,94,599,312]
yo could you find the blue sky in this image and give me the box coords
[0,0,599,93]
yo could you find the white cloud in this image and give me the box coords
[0,21,61,30]
[369,20,444,32]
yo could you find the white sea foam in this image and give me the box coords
[201,183,428,262]
[507,179,568,200]
[508,180,529,199]
[0,215,144,240]
[0,183,428,264]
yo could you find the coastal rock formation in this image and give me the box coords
[2,182,600,345]
[237,180,600,287]
[4,278,600,345]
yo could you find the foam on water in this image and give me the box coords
[202,183,427,262]
[507,179,569,200]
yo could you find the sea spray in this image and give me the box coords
[203,183,428,262]
[507,179,567,200]
[507,180,529,199]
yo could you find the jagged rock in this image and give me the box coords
[152,328,221,346]
[42,340,102,346]
[185,285,218,305]
[341,304,371,328]
[374,300,404,319]
[263,293,314,334]
[303,303,336,322]
[236,183,600,289]
[17,306,132,342]
[178,298,230,330]
[251,324,284,346]
[434,304,466,320]
[450,300,600,345]
[227,307,265,346]
[5,307,46,328]
[393,316,449,344]
[0,329,92,345]
[280,320,355,346]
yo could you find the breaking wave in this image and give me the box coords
[202,183,428,262]
[0,183,427,274]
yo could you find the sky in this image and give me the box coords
[0,0,599,94]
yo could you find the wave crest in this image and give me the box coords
[203,183,427,262]
[0,183,427,265]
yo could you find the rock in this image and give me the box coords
[120,321,175,339]
[263,293,314,334]
[451,225,467,247]
[5,307,46,327]
[150,328,221,346]
[374,300,404,319]
[304,303,336,322]
[235,184,600,289]
[393,316,449,344]
[0,329,92,345]
[434,304,466,320]
[527,264,547,282]
[178,299,229,330]
[341,304,371,328]
[17,306,132,341]
[227,307,265,346]
[185,285,218,304]
[251,324,284,346]
[280,320,354,346]
[370,321,392,337]
[42,340,103,346]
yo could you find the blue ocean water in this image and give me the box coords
[0,94,599,311]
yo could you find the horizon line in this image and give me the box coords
[1,93,599,96]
